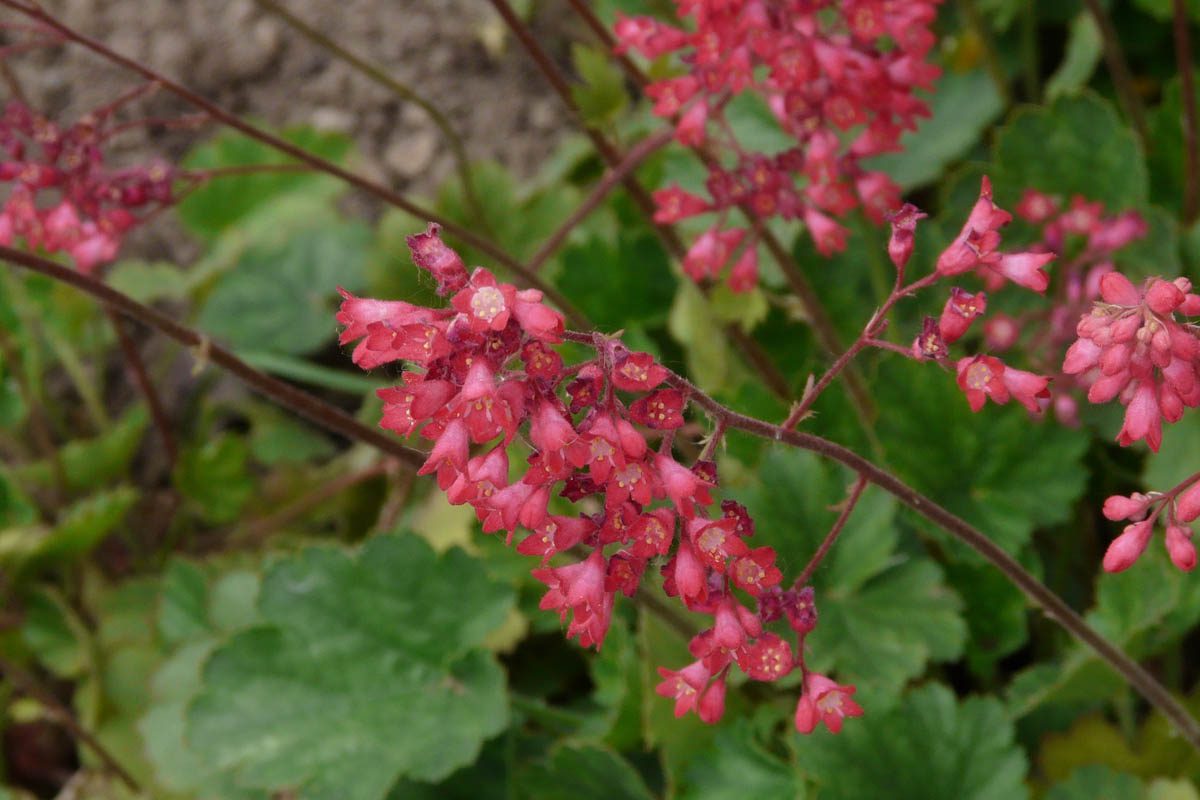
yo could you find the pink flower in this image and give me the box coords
[655,660,710,717]
[794,672,864,734]
[938,288,986,344]
[1102,520,1155,573]
[1165,525,1197,571]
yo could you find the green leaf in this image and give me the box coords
[515,744,655,800]
[796,684,1028,800]
[741,448,966,699]
[867,69,1004,190]
[679,720,805,800]
[571,44,629,127]
[558,232,676,330]
[186,535,514,799]
[158,560,213,645]
[1045,15,1103,100]
[15,406,149,492]
[1046,765,1144,800]
[174,434,254,525]
[249,410,336,465]
[198,221,370,356]
[1148,71,1200,217]
[669,282,730,392]
[35,486,138,566]
[876,359,1090,557]
[104,261,189,304]
[993,93,1148,209]
[1131,0,1200,21]
[21,586,90,678]
[178,127,352,237]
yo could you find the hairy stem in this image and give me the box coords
[1082,0,1149,143]
[1174,0,1199,223]
[104,308,177,466]
[0,0,588,326]
[795,474,868,587]
[0,245,425,471]
[782,273,938,430]
[250,0,489,227]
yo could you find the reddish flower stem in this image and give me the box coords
[103,307,177,466]
[795,474,868,587]
[1082,0,1149,144]
[527,126,674,274]
[782,272,939,430]
[1174,0,1200,223]
[0,0,588,327]
[0,244,426,471]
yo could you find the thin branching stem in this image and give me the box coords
[527,127,673,273]
[1082,0,1149,143]
[796,474,868,587]
[104,308,177,466]
[6,239,1200,749]
[1174,0,1199,223]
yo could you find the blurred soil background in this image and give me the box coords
[5,0,573,261]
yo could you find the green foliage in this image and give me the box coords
[572,44,630,127]
[868,68,1004,190]
[174,434,255,525]
[1046,765,1144,800]
[198,220,370,355]
[184,535,513,799]
[795,684,1029,800]
[178,127,353,237]
[558,231,675,330]
[679,721,805,800]
[993,93,1147,209]
[515,744,656,799]
[876,360,1090,557]
[1045,14,1102,101]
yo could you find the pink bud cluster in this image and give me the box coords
[0,100,174,273]
[339,224,861,735]
[902,178,1054,415]
[1063,273,1200,452]
[616,0,942,290]
[1100,482,1200,573]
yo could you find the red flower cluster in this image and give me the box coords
[1064,273,1200,452]
[616,0,942,290]
[905,179,1054,414]
[0,100,174,273]
[1101,486,1198,573]
[339,224,860,734]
